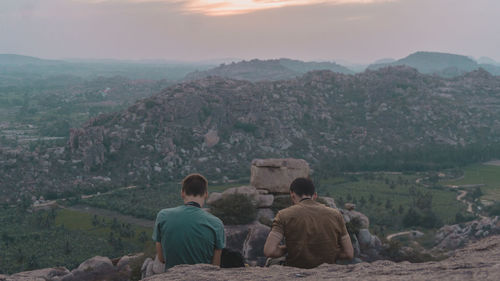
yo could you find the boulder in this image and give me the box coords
[204,129,220,148]
[117,253,144,270]
[60,256,128,281]
[221,185,258,199]
[141,256,166,279]
[344,210,370,229]
[256,208,275,222]
[250,158,310,194]
[257,194,274,208]
[434,216,500,251]
[6,267,69,281]
[319,197,336,208]
[207,192,222,205]
[224,222,271,266]
[344,203,356,211]
[75,256,114,273]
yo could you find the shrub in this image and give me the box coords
[233,122,258,133]
[271,196,293,213]
[210,194,256,225]
[485,202,500,216]
[346,217,363,236]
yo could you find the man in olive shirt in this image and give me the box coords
[152,174,225,270]
[264,178,353,269]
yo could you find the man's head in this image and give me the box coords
[290,177,317,204]
[181,173,208,200]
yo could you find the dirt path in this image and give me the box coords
[80,185,137,199]
[456,190,473,213]
[386,231,411,241]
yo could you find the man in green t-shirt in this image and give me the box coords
[152,173,225,270]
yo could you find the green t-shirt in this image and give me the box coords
[152,205,225,270]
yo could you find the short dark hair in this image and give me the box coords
[182,173,208,196]
[290,178,315,197]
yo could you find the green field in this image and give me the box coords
[79,182,243,220]
[318,173,466,233]
[442,163,500,202]
[0,207,153,275]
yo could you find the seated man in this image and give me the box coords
[263,177,353,269]
[152,173,225,270]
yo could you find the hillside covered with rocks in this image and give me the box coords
[2,66,500,201]
[67,67,500,186]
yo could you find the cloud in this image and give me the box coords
[78,0,397,16]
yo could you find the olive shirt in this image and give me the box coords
[271,199,348,269]
[152,205,225,270]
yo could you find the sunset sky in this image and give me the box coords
[0,0,499,63]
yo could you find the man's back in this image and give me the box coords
[272,199,348,268]
[152,205,225,269]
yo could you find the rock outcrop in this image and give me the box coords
[1,254,144,281]
[434,216,500,251]
[250,158,310,194]
[142,235,500,281]
[204,159,380,265]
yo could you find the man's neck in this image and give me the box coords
[183,196,205,208]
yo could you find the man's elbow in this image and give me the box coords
[345,251,354,260]
[263,247,273,258]
[264,246,280,258]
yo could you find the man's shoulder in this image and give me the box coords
[201,210,224,227]
[156,206,184,219]
[276,204,302,218]
[278,201,343,217]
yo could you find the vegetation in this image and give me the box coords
[210,194,257,225]
[80,184,182,220]
[0,206,152,275]
[318,172,465,235]
[442,163,500,201]
[484,202,500,216]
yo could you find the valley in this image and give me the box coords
[1,53,500,277]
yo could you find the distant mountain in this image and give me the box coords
[0,54,211,80]
[368,52,481,77]
[184,58,353,81]
[277,58,354,74]
[477,57,499,66]
[0,54,64,66]
[373,58,396,64]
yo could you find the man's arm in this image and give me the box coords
[264,231,287,258]
[337,234,354,260]
[212,248,222,266]
[156,242,165,264]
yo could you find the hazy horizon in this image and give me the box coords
[1,0,499,64]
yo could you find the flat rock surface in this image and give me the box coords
[143,235,500,281]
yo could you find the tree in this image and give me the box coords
[385,199,392,209]
[403,208,421,227]
[359,196,366,206]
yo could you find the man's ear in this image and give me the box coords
[312,192,318,200]
[181,189,186,199]
[204,191,208,199]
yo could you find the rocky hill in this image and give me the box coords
[0,54,64,66]
[64,67,500,186]
[184,58,353,81]
[2,66,500,201]
[368,51,500,77]
[142,235,500,281]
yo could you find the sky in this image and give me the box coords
[0,0,499,63]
